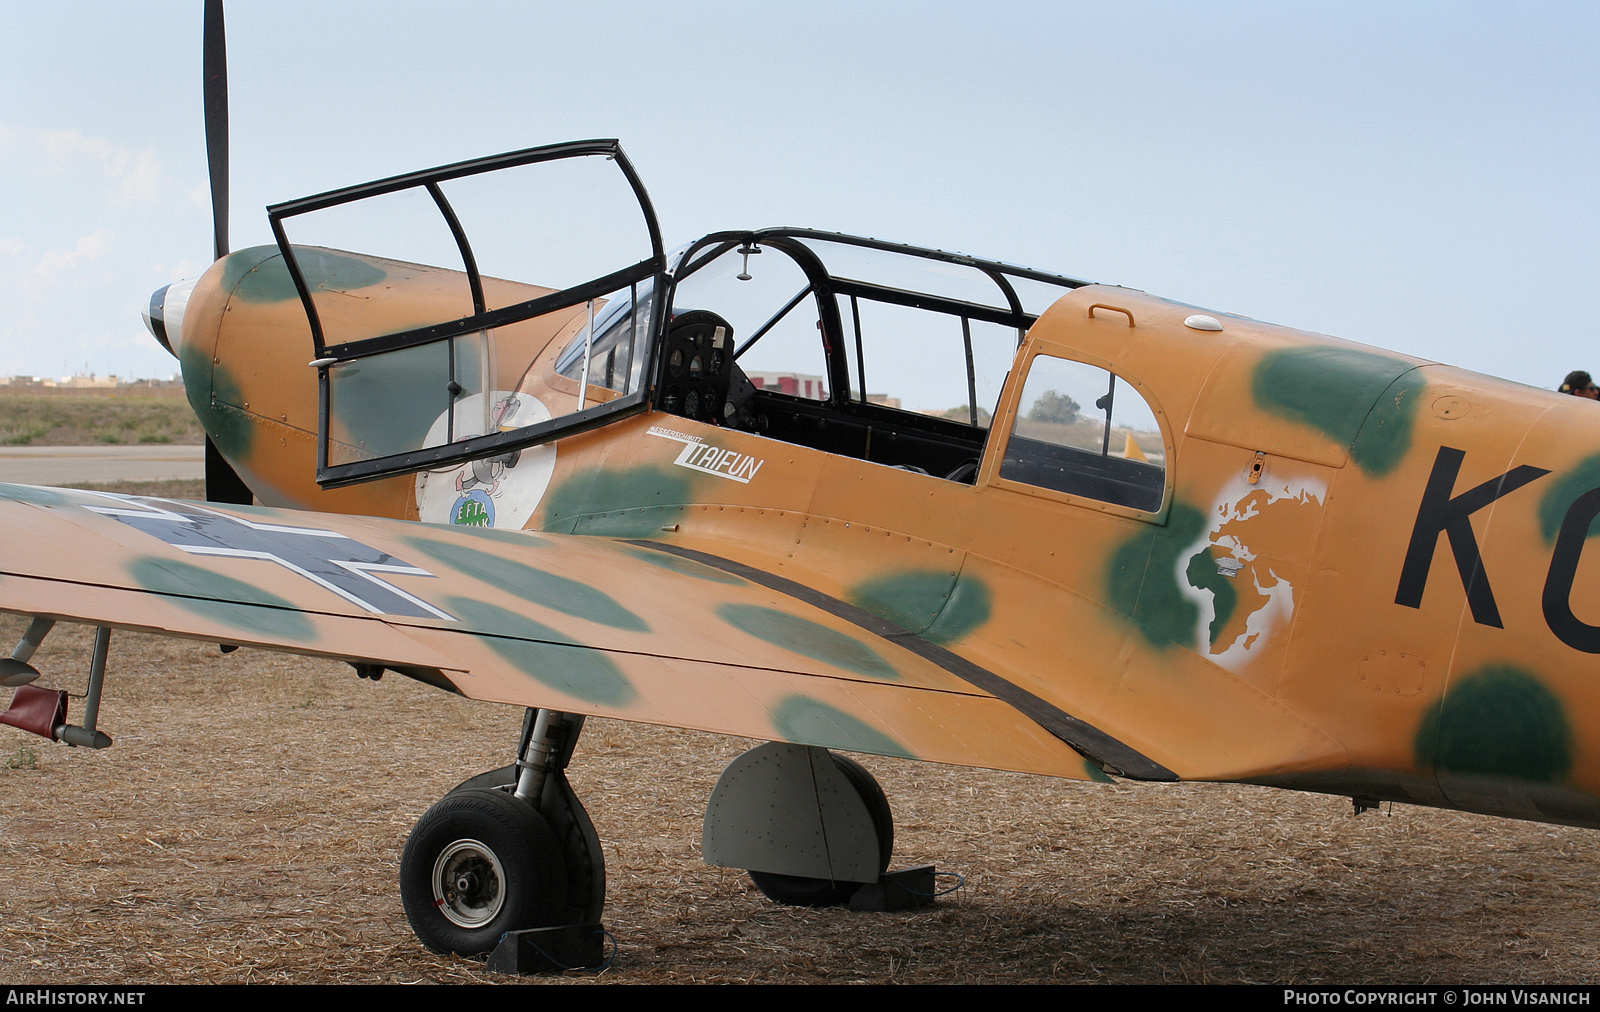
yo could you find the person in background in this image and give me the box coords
[1560,370,1599,399]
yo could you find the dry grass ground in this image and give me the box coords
[0,481,1598,984]
[0,395,203,446]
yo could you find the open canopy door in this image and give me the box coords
[266,139,665,488]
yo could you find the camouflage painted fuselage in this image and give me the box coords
[176,244,1600,829]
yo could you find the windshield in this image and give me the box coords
[554,277,657,395]
[652,229,1087,482]
[666,230,1083,422]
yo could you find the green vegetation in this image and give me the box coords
[1027,388,1081,425]
[0,394,203,446]
[939,404,994,425]
[2,744,38,771]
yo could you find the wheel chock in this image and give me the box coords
[486,922,607,975]
[848,865,938,912]
[0,625,115,749]
[0,684,67,740]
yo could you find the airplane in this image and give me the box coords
[4,0,1600,966]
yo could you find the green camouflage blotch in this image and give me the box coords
[539,466,695,537]
[129,556,314,640]
[1253,347,1422,477]
[445,596,636,706]
[1416,666,1571,783]
[771,695,914,758]
[0,484,71,506]
[0,485,195,510]
[444,595,578,645]
[849,571,951,634]
[1105,502,1208,649]
[177,319,211,419]
[220,245,387,304]
[850,570,991,644]
[1184,545,1237,646]
[1350,370,1429,477]
[408,539,648,631]
[1538,454,1600,543]
[420,524,549,548]
[926,573,992,645]
[613,544,748,585]
[326,339,459,461]
[178,339,253,460]
[1083,759,1116,783]
[720,603,899,680]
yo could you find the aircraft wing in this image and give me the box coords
[0,483,1331,784]
[0,483,1125,779]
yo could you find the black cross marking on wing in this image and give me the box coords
[85,495,454,621]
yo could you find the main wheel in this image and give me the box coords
[447,763,517,795]
[399,787,568,956]
[749,753,894,907]
[444,763,607,926]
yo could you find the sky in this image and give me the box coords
[3,1,1599,392]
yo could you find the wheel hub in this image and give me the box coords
[432,839,505,929]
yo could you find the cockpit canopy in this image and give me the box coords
[265,140,1123,492]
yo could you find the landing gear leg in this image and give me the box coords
[511,709,606,926]
[400,708,606,964]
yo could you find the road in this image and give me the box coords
[0,444,205,485]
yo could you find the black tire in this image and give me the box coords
[749,752,893,907]
[399,787,568,956]
[443,764,606,925]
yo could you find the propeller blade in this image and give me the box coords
[206,438,254,505]
[203,0,229,262]
[201,1,250,503]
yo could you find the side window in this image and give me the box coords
[1000,355,1166,512]
[837,295,1017,425]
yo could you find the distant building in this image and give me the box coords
[2,373,117,388]
[746,371,828,401]
[56,374,120,389]
[744,371,900,409]
[0,374,186,399]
